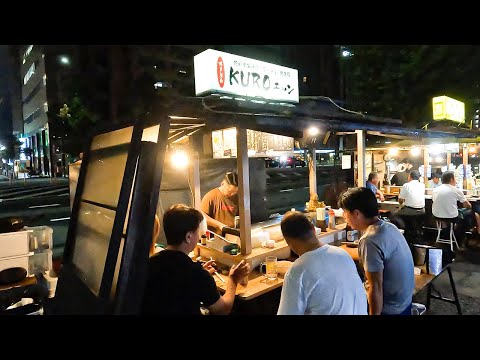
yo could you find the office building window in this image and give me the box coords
[24,45,33,59]
[24,63,36,85]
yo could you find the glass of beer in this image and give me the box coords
[260,256,278,280]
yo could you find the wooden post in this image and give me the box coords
[447,151,451,170]
[423,147,429,185]
[463,144,468,189]
[309,146,317,196]
[236,127,252,255]
[188,151,201,209]
[356,130,366,187]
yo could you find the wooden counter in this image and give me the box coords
[196,223,347,270]
[214,270,285,301]
[339,245,435,295]
[196,240,291,270]
[339,244,360,261]
[207,223,347,301]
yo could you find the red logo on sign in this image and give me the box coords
[217,57,225,88]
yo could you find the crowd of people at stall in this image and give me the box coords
[140,170,431,316]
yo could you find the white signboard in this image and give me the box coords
[342,155,352,170]
[194,49,299,103]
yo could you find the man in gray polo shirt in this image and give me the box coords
[339,187,414,315]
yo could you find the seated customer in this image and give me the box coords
[339,187,414,315]
[396,170,425,243]
[366,172,385,202]
[432,171,480,235]
[277,211,367,315]
[141,204,250,315]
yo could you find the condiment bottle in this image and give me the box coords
[328,209,336,229]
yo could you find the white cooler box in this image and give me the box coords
[0,252,34,276]
[0,230,32,258]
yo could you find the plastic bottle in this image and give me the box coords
[328,209,336,229]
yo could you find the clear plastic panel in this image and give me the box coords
[90,127,133,151]
[142,125,160,143]
[82,143,130,209]
[72,201,116,296]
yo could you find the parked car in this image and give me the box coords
[294,156,306,167]
[280,156,306,168]
[265,157,280,168]
[26,167,42,178]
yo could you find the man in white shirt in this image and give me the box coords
[277,211,367,315]
[395,170,425,244]
[428,173,441,188]
[432,171,480,239]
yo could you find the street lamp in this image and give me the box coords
[59,55,70,65]
[339,46,353,102]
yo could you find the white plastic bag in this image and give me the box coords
[428,248,443,275]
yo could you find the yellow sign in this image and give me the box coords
[432,96,465,123]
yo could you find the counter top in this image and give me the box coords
[210,223,347,301]
[214,270,284,301]
[424,194,480,202]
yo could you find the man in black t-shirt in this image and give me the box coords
[141,204,250,315]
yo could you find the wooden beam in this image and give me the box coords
[356,130,366,187]
[236,127,252,255]
[463,144,468,189]
[423,147,429,185]
[309,146,317,196]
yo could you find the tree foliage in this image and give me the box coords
[343,45,480,128]
[0,134,21,160]
[54,95,99,157]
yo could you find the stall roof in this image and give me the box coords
[153,95,480,143]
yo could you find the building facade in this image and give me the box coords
[20,45,110,176]
[19,45,340,176]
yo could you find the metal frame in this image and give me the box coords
[113,116,171,314]
[98,120,145,300]
[55,119,145,314]
[417,246,462,315]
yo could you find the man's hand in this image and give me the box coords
[202,260,216,275]
[229,260,250,284]
[380,195,385,202]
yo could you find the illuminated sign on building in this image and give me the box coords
[432,96,465,124]
[194,49,299,103]
[212,128,294,159]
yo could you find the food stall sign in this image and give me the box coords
[212,128,294,159]
[194,49,299,103]
[428,143,459,153]
[432,96,465,124]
